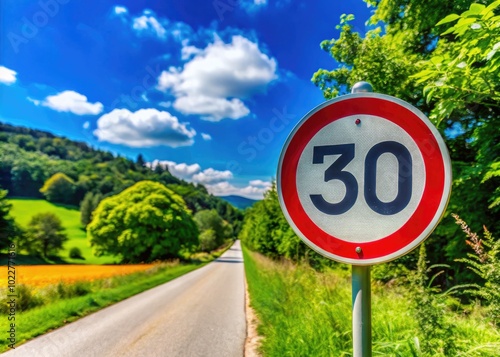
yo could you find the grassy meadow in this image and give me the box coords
[243,246,500,357]
[7,198,116,264]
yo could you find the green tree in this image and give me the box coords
[199,229,218,252]
[239,183,309,261]
[88,181,199,262]
[21,212,68,257]
[80,191,103,227]
[193,209,226,249]
[414,1,500,215]
[40,172,76,205]
[0,189,22,249]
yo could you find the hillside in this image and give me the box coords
[7,198,117,264]
[221,195,257,209]
[0,122,243,229]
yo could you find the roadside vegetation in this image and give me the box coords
[243,247,500,356]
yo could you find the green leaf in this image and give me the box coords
[481,0,500,17]
[436,13,460,26]
[469,3,486,15]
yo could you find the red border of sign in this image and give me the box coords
[278,94,451,265]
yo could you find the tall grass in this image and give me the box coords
[243,246,500,356]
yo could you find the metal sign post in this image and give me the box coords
[352,265,372,357]
[351,82,373,357]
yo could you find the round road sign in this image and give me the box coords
[277,93,452,265]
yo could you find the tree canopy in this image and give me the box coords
[39,173,75,205]
[20,212,68,257]
[88,180,199,262]
[0,189,22,250]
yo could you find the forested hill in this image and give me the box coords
[0,122,243,225]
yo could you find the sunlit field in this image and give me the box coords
[14,264,157,288]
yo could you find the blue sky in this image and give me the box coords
[0,0,371,199]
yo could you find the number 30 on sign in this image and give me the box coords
[277,93,452,265]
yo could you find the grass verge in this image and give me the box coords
[0,262,202,352]
[243,246,500,357]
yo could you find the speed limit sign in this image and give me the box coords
[277,93,452,265]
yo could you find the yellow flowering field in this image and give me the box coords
[14,264,156,288]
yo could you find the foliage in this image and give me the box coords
[39,172,76,205]
[20,212,68,257]
[199,229,218,252]
[193,209,228,251]
[69,247,84,260]
[239,182,304,259]
[239,182,332,269]
[243,247,500,356]
[408,244,457,356]
[454,214,500,325]
[414,1,500,225]
[7,198,116,265]
[311,1,500,284]
[414,1,500,118]
[0,189,22,249]
[88,181,199,262]
[80,191,102,227]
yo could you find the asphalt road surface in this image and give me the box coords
[3,241,246,357]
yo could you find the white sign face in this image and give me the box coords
[296,115,426,242]
[278,93,452,265]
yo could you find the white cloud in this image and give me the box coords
[181,45,202,60]
[0,66,17,85]
[157,35,277,121]
[39,90,103,115]
[149,160,201,179]
[249,179,272,188]
[83,121,90,129]
[240,0,268,13]
[193,168,233,184]
[116,9,192,42]
[94,108,196,148]
[204,181,270,200]
[27,97,41,105]
[113,6,128,15]
[201,133,212,141]
[173,95,249,122]
[133,13,167,39]
[158,101,172,108]
[147,159,269,199]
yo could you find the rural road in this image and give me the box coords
[3,241,247,357]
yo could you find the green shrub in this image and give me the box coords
[69,247,84,260]
[0,285,43,313]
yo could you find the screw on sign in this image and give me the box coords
[277,92,452,265]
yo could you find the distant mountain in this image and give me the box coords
[220,195,258,209]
